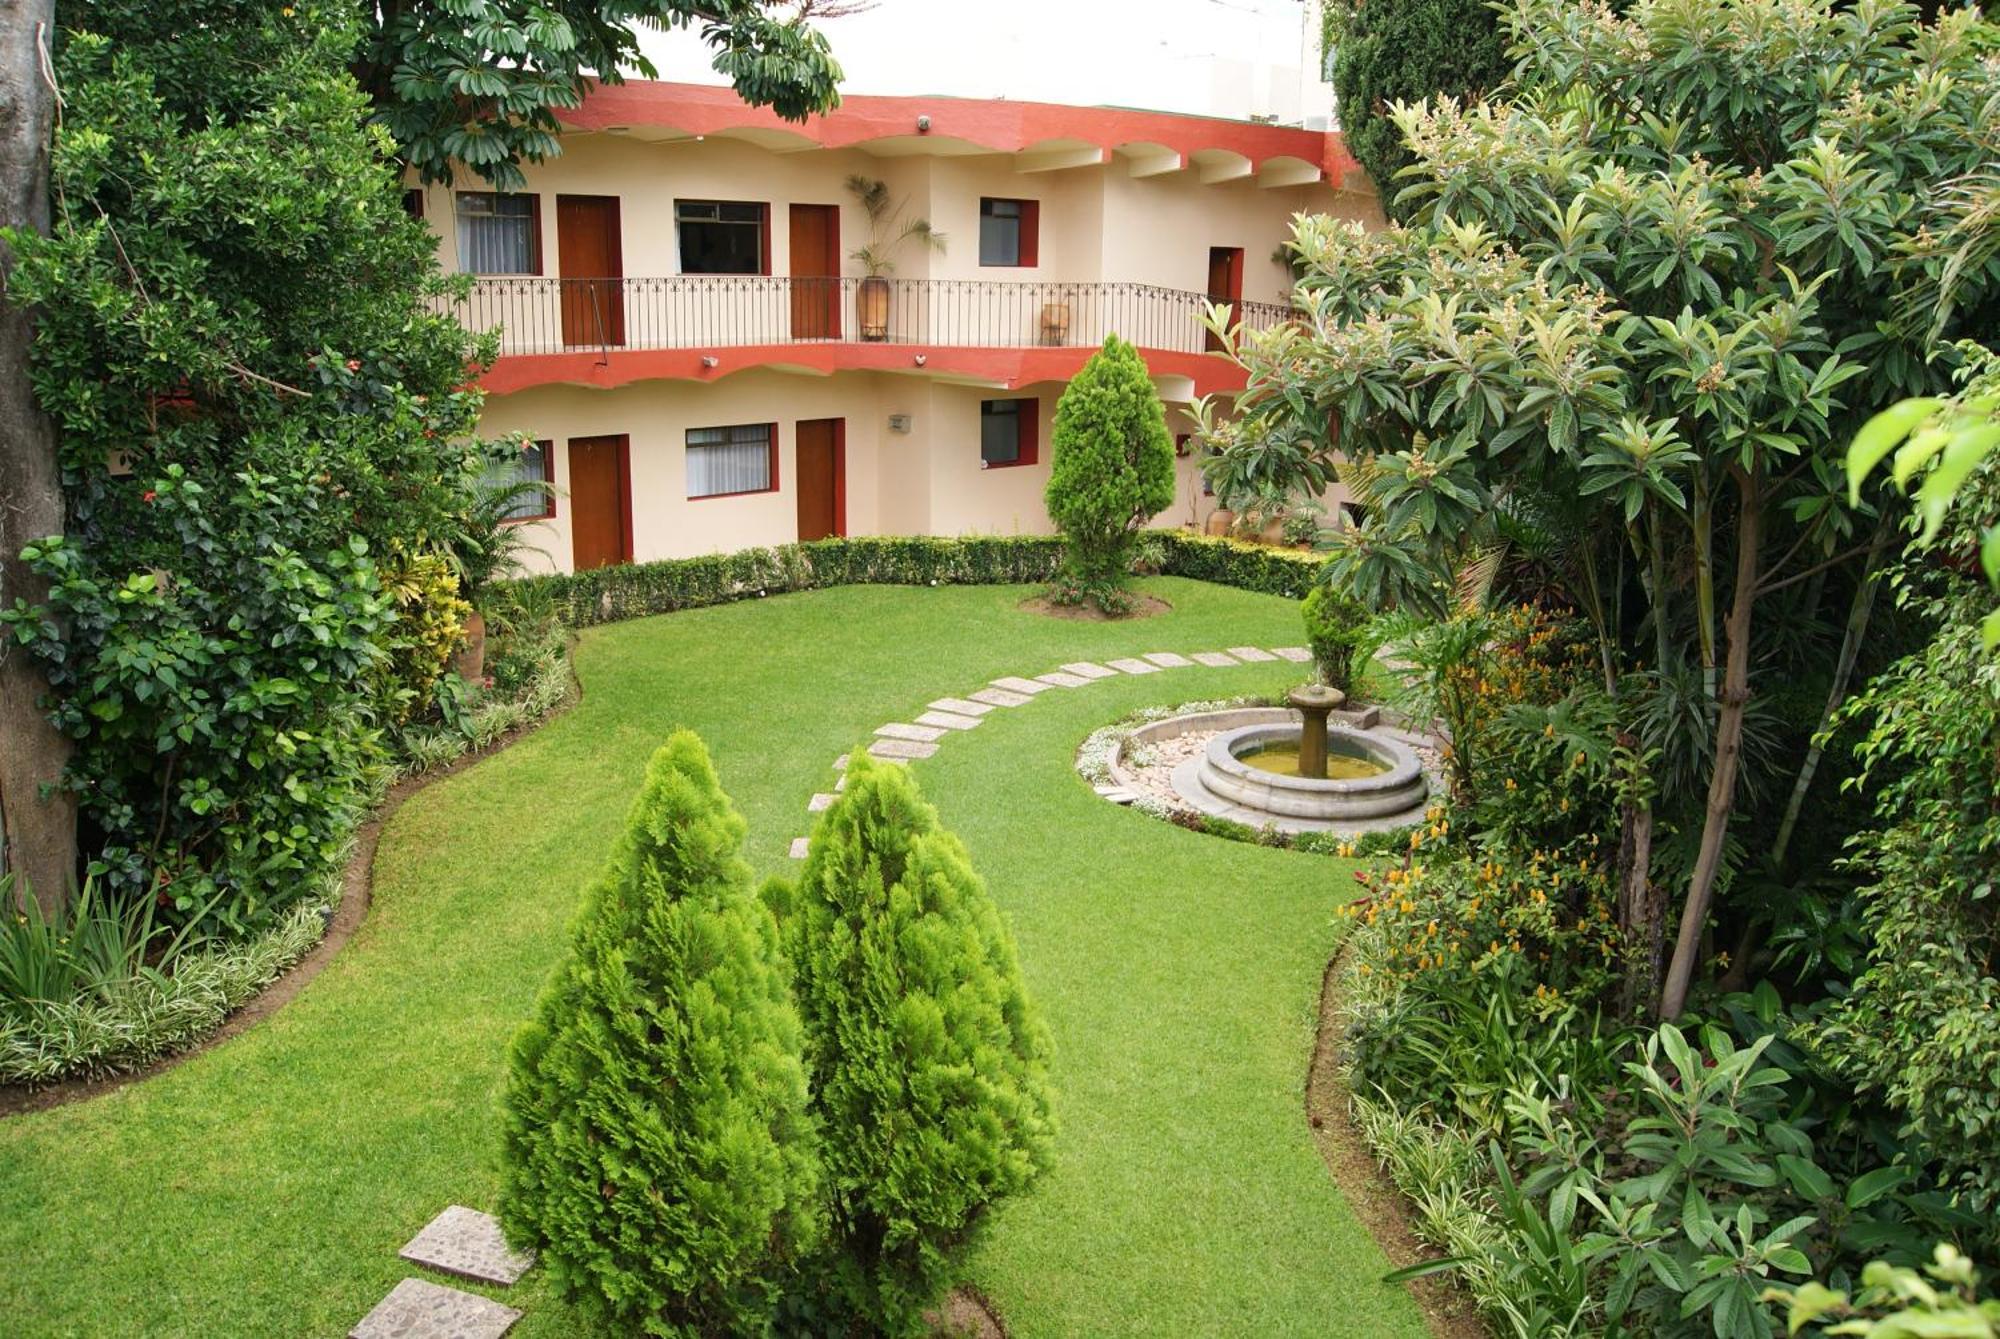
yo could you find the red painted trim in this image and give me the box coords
[616,434,634,563]
[686,422,780,500]
[529,194,544,276]
[833,417,848,537]
[480,342,1250,398]
[759,203,772,277]
[564,80,1361,187]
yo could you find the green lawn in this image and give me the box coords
[0,578,1427,1338]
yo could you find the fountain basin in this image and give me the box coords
[1197,722,1428,822]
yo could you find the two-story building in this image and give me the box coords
[413,80,1382,573]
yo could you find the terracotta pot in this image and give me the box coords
[1203,508,1234,536]
[856,276,891,341]
[455,608,487,685]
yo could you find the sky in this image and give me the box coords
[634,0,1335,125]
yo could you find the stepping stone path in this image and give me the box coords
[1272,646,1314,662]
[1104,657,1161,675]
[1035,671,1091,688]
[1061,661,1119,679]
[350,1278,521,1339]
[353,1207,531,1338]
[876,722,946,743]
[1142,652,1195,668]
[808,792,838,812]
[969,687,1033,707]
[929,697,993,717]
[868,737,938,761]
[790,836,811,859]
[1190,651,1239,668]
[917,710,983,731]
[989,675,1055,696]
[1227,646,1278,662]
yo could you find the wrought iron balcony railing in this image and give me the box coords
[437,275,1292,360]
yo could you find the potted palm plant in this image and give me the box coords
[846,174,945,340]
[449,463,555,683]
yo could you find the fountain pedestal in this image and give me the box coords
[1286,683,1347,781]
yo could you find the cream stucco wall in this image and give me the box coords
[475,371,1237,573]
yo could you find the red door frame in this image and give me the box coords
[794,416,846,538]
[567,432,633,568]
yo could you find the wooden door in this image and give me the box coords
[557,195,625,347]
[788,204,841,340]
[794,418,843,541]
[567,435,630,570]
[1205,246,1243,352]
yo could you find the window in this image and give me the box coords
[980,398,1038,468]
[485,440,554,521]
[455,192,539,274]
[687,423,777,498]
[402,189,425,220]
[979,198,1039,267]
[677,200,769,275]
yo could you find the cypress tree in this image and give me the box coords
[1044,334,1177,612]
[790,755,1055,1335]
[499,730,820,1337]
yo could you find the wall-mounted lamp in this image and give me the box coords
[701,355,720,369]
[913,354,927,367]
[916,115,932,133]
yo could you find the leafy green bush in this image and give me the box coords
[1323,0,1511,220]
[1,0,492,933]
[1301,582,1365,694]
[499,731,821,1336]
[1043,336,1177,611]
[788,755,1055,1333]
[1769,1244,2000,1337]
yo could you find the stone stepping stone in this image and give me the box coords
[876,722,946,744]
[969,686,1032,707]
[833,754,849,770]
[789,837,810,859]
[1272,646,1314,662]
[929,696,993,717]
[1061,661,1119,679]
[917,710,982,731]
[835,774,848,791]
[989,675,1055,696]
[1105,657,1162,675]
[399,1206,534,1286]
[869,737,938,761]
[1036,671,1091,688]
[1191,651,1239,668]
[808,792,837,812]
[1142,652,1194,668]
[351,1279,521,1339]
[1227,646,1279,662]
[1094,786,1137,805]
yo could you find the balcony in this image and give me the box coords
[441,275,1291,361]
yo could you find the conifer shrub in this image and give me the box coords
[1043,335,1177,612]
[789,755,1055,1334]
[498,730,820,1337]
[1302,582,1366,696]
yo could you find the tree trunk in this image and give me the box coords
[0,0,75,915]
[1770,514,1892,869]
[1615,793,1661,1018]
[1693,469,1717,700]
[1659,465,1761,1018]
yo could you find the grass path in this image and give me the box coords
[0,579,1427,1337]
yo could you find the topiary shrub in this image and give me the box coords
[1324,0,1511,221]
[499,730,820,1337]
[1044,335,1176,613]
[1302,581,1366,696]
[789,754,1055,1334]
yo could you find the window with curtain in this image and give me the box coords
[484,440,554,520]
[687,423,775,498]
[981,398,1037,466]
[455,192,538,274]
[676,201,767,274]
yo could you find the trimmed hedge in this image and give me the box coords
[497,531,1326,630]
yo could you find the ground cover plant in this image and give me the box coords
[0,578,1426,1337]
